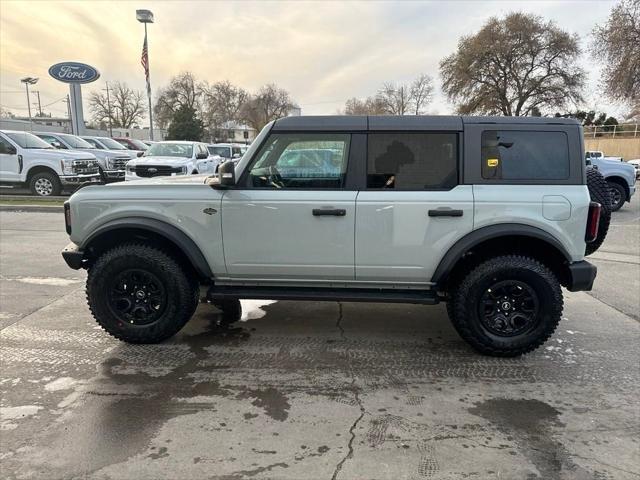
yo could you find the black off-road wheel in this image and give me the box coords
[585,168,612,256]
[87,244,197,343]
[449,255,563,357]
[212,298,242,325]
[607,181,626,212]
[29,171,61,197]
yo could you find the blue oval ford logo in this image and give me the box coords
[48,62,100,84]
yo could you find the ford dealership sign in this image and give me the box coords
[48,62,100,84]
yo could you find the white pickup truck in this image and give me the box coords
[0,130,101,196]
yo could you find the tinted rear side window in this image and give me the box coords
[481,131,569,180]
[367,133,457,189]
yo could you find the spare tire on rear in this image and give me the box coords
[585,168,611,256]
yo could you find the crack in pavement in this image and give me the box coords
[331,302,367,480]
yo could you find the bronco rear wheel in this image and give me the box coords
[87,244,197,343]
[449,255,563,357]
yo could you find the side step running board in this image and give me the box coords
[206,286,439,305]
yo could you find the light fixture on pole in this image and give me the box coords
[20,77,38,131]
[137,9,155,141]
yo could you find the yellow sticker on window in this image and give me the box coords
[487,158,499,167]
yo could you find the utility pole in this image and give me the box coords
[63,95,72,132]
[33,90,43,116]
[103,81,113,137]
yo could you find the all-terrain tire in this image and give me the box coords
[212,298,242,325]
[86,244,197,343]
[585,168,612,255]
[29,171,61,196]
[607,181,626,212]
[450,255,563,357]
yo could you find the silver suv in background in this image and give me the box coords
[35,132,129,183]
[81,136,139,159]
[0,130,100,196]
[125,141,219,180]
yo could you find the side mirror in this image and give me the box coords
[218,160,236,187]
[52,141,63,149]
[4,145,17,155]
[196,152,208,159]
[232,153,241,159]
[137,151,144,157]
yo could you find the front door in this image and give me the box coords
[0,135,21,182]
[355,132,474,284]
[221,132,356,280]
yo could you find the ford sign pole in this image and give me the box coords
[48,62,100,136]
[137,9,154,141]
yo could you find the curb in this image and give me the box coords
[0,205,63,213]
[0,195,68,202]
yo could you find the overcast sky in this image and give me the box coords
[0,0,625,124]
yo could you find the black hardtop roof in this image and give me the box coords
[272,115,579,131]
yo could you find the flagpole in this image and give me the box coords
[144,23,154,141]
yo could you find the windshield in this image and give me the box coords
[59,134,94,149]
[208,146,231,158]
[4,132,53,149]
[98,137,128,150]
[129,139,148,150]
[145,143,193,158]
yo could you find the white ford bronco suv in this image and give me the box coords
[62,116,607,357]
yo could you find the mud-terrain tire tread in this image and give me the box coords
[585,168,612,255]
[451,255,563,357]
[607,181,626,212]
[29,171,61,196]
[86,243,196,343]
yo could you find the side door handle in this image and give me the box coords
[428,208,464,217]
[312,208,346,217]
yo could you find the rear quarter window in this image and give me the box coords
[481,131,569,180]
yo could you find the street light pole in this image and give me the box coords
[137,9,155,141]
[20,77,38,131]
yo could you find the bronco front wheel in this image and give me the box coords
[449,255,563,357]
[87,244,197,343]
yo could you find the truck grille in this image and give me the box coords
[72,159,99,175]
[130,165,182,178]
[110,156,130,170]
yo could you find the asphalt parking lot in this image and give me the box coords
[0,198,638,480]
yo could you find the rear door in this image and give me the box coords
[221,132,357,280]
[355,130,474,284]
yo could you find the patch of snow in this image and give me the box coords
[12,277,80,286]
[44,377,77,392]
[0,405,43,420]
[240,300,277,321]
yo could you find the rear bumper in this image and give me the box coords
[566,260,597,292]
[62,242,84,270]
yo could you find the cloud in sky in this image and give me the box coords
[0,0,621,122]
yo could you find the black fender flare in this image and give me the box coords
[431,223,571,286]
[82,217,213,278]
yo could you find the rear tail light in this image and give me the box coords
[64,202,72,234]
[585,201,601,243]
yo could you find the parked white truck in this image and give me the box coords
[585,150,637,211]
[0,130,101,196]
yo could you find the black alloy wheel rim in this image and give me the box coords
[479,280,540,336]
[610,187,622,207]
[107,269,167,326]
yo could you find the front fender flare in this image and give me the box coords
[82,217,213,278]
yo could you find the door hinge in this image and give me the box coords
[203,207,217,215]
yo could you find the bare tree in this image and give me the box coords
[0,107,14,118]
[591,0,640,108]
[88,81,145,128]
[410,74,434,115]
[440,12,584,116]
[342,74,434,116]
[153,72,202,129]
[202,80,249,136]
[240,84,297,131]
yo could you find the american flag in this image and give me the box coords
[141,34,150,94]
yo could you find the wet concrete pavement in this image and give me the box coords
[0,200,639,480]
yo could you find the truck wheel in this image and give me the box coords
[86,244,197,343]
[212,299,242,325]
[450,255,562,357]
[29,172,61,196]
[585,168,611,256]
[607,181,626,212]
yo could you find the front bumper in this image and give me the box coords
[60,173,102,186]
[566,260,597,292]
[62,242,84,270]
[102,169,125,182]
